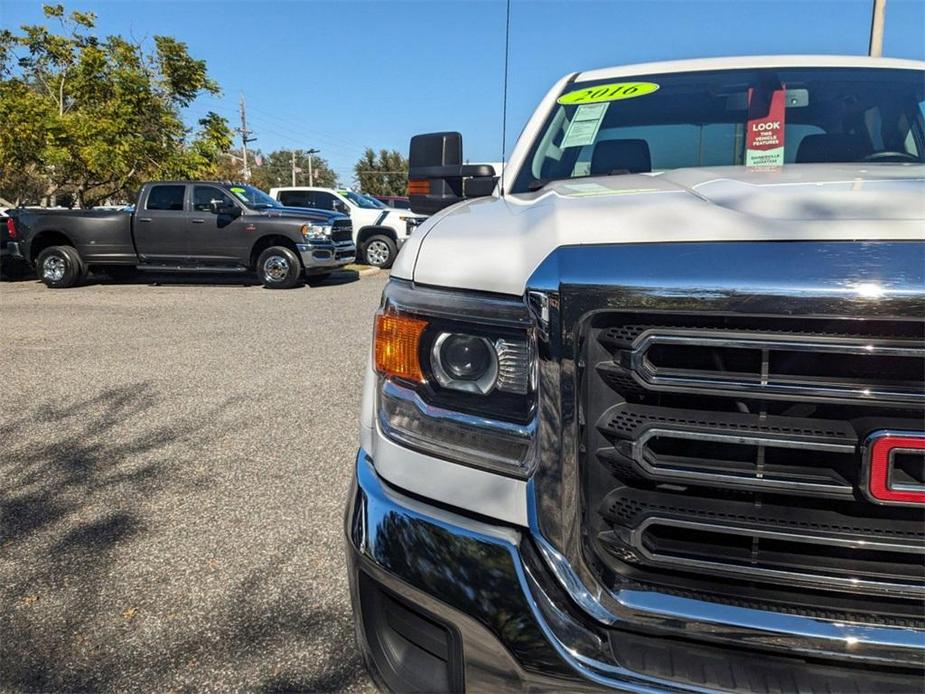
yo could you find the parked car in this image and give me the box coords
[371,195,411,210]
[6,182,355,289]
[346,55,925,692]
[268,186,424,268]
[0,208,31,279]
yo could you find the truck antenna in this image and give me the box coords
[500,0,511,195]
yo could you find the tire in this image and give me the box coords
[361,234,397,269]
[36,245,86,288]
[256,245,302,289]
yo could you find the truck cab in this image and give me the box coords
[346,56,925,693]
[268,186,424,268]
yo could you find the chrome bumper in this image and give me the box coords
[347,450,924,693]
[297,240,356,272]
[1,241,22,258]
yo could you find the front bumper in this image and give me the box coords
[346,450,923,693]
[297,240,356,273]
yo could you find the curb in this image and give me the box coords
[343,264,381,277]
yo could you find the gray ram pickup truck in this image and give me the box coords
[6,181,356,289]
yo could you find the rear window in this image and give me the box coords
[278,190,313,207]
[146,185,186,211]
[512,67,925,193]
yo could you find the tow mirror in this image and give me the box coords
[407,132,497,215]
[210,200,240,217]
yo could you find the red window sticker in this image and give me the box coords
[746,87,786,168]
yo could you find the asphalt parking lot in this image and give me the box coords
[0,269,386,692]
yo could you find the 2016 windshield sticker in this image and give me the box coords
[230,186,248,200]
[561,102,608,148]
[557,81,659,105]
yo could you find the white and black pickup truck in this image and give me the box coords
[345,56,925,693]
[268,187,425,269]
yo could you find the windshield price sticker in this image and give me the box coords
[561,103,608,148]
[745,87,786,168]
[558,81,660,105]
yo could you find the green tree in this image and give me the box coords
[0,4,233,206]
[250,149,337,191]
[353,147,408,196]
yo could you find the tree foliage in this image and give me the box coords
[0,4,232,206]
[249,149,337,190]
[353,148,407,196]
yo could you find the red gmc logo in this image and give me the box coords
[864,431,925,506]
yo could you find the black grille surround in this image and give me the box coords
[331,219,353,244]
[583,313,925,624]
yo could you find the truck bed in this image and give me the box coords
[12,208,137,264]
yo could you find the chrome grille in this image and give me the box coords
[585,313,925,616]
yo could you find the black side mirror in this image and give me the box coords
[210,200,241,217]
[334,201,349,214]
[408,132,497,215]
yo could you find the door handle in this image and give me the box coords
[138,217,152,223]
[191,218,205,224]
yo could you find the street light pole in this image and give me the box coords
[306,148,320,187]
[869,0,887,57]
[291,150,297,186]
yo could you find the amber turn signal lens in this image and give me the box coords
[374,313,428,383]
[407,179,430,195]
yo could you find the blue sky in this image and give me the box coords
[3,0,924,185]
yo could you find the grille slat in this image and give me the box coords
[617,329,924,405]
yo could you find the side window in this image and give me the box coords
[193,186,235,212]
[146,185,186,211]
[278,190,311,207]
[316,192,339,211]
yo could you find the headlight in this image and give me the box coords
[373,279,536,476]
[300,223,332,240]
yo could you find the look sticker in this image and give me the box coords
[558,82,659,105]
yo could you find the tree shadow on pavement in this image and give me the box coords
[0,382,370,692]
[0,383,218,690]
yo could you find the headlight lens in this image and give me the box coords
[373,279,536,476]
[432,333,496,392]
[300,223,332,240]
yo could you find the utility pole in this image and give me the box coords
[236,94,257,181]
[306,148,320,187]
[291,150,298,186]
[869,0,887,57]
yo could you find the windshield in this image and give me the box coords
[512,67,925,193]
[342,190,386,209]
[228,185,281,209]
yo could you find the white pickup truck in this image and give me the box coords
[268,186,423,268]
[345,56,925,693]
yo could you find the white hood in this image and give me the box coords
[395,163,925,296]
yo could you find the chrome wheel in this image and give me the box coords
[366,240,390,266]
[43,255,66,282]
[262,255,289,283]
